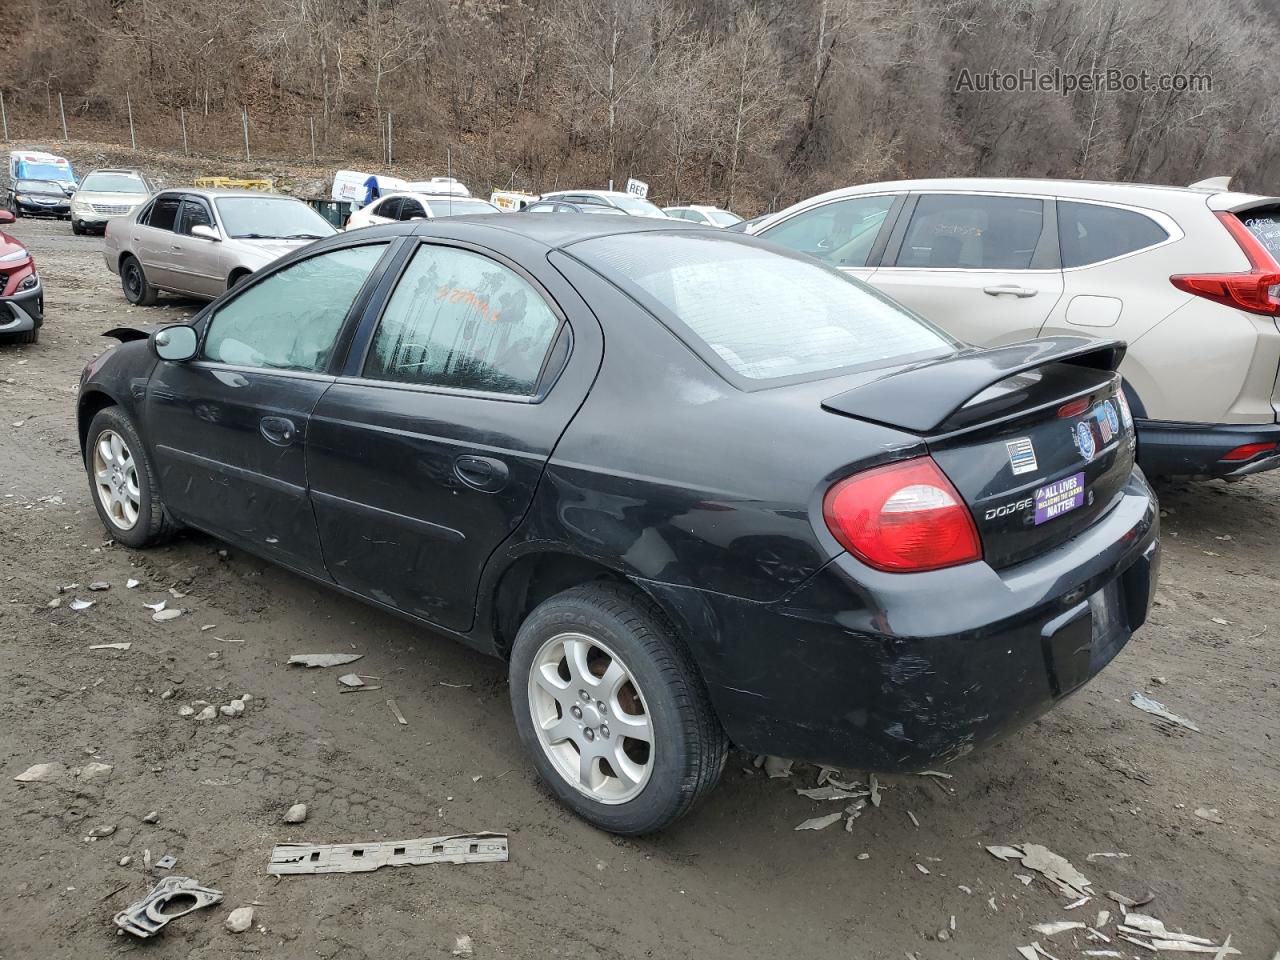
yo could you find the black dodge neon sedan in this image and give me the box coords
[77,216,1160,834]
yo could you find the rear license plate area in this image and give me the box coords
[1042,580,1129,696]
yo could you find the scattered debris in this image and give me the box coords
[168,588,187,599]
[795,785,863,801]
[119,856,132,866]
[219,701,245,718]
[155,854,177,870]
[283,803,308,824]
[113,876,224,938]
[200,624,216,631]
[856,853,870,861]
[88,581,111,591]
[915,863,930,875]
[89,642,131,651]
[916,770,954,780]
[288,653,364,668]
[178,705,195,717]
[763,756,793,779]
[126,579,140,589]
[1129,692,1201,732]
[69,598,95,611]
[958,885,973,894]
[1084,952,1122,958]
[224,905,254,933]
[869,773,882,808]
[1087,852,1130,862]
[78,761,114,780]
[1210,617,1230,625]
[1017,874,1035,886]
[452,935,475,958]
[194,705,217,722]
[387,699,408,725]
[266,832,509,875]
[1107,890,1156,909]
[907,810,920,828]
[143,601,166,612]
[1033,921,1087,936]
[1096,910,1111,928]
[337,673,365,688]
[142,811,159,824]
[88,824,117,838]
[1151,677,1168,685]
[795,812,843,831]
[988,843,1092,900]
[1065,897,1091,910]
[14,762,64,782]
[1193,807,1224,825]
[153,608,183,622]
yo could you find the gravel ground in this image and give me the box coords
[1,216,1277,959]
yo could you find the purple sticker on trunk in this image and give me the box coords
[1034,472,1086,525]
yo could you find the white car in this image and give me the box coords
[538,190,669,218]
[345,192,501,229]
[751,176,1280,479]
[663,205,743,228]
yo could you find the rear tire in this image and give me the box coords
[120,255,157,306]
[509,582,728,834]
[84,406,178,547]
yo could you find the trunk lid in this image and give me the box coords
[822,337,1135,569]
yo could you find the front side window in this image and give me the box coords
[147,196,183,232]
[760,195,896,268]
[178,200,215,236]
[573,232,956,383]
[1057,201,1169,268]
[213,196,335,240]
[202,244,387,372]
[365,245,561,395]
[897,194,1044,269]
[399,198,427,220]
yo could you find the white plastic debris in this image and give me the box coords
[988,843,1092,900]
[1193,807,1224,824]
[126,579,140,589]
[795,785,863,801]
[1032,921,1087,936]
[915,863,930,875]
[794,812,843,831]
[337,673,365,688]
[288,653,364,668]
[283,803,308,824]
[868,773,882,808]
[224,906,254,933]
[14,762,65,782]
[88,581,111,591]
[452,935,475,958]
[89,642,131,651]
[762,756,793,779]
[143,601,166,612]
[78,761,113,780]
[1129,692,1201,732]
[69,599,95,611]
[153,608,183,622]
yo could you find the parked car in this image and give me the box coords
[0,209,43,344]
[751,177,1280,478]
[70,169,155,235]
[76,216,1159,834]
[104,188,337,305]
[523,200,627,215]
[405,177,471,197]
[6,178,72,219]
[663,205,743,227]
[8,150,76,189]
[344,192,500,229]
[539,189,670,218]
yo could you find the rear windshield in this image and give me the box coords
[422,198,500,217]
[706,210,743,226]
[573,232,957,384]
[610,195,667,217]
[1238,207,1280,262]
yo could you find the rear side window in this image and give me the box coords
[761,194,896,268]
[1238,207,1280,262]
[365,245,561,396]
[147,196,182,232]
[203,244,387,372]
[897,194,1043,269]
[1058,201,1168,268]
[574,233,955,383]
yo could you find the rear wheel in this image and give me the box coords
[84,406,177,547]
[120,255,157,306]
[509,583,728,834]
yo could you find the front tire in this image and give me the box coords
[120,255,158,306]
[510,583,728,834]
[84,406,177,547]
[72,219,85,235]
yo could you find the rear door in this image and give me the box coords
[132,194,183,289]
[754,193,903,282]
[871,192,1064,346]
[307,237,600,632]
[398,197,428,221]
[145,241,393,576]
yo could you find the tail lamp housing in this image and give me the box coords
[1170,212,1280,317]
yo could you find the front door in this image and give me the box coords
[307,239,591,631]
[145,241,392,577]
[167,197,226,298]
[869,192,1064,346]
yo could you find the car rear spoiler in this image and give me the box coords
[822,336,1125,434]
[103,325,163,343]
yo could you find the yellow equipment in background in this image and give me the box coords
[193,177,274,191]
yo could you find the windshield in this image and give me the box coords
[573,232,956,383]
[706,210,743,226]
[214,197,337,239]
[80,172,148,194]
[16,179,66,194]
[422,198,500,217]
[610,195,668,216]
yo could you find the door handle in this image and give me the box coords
[260,416,298,446]
[983,284,1038,298]
[454,455,509,493]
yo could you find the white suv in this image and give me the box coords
[750,177,1280,479]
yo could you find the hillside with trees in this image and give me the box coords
[2,0,1277,212]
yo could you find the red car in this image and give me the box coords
[0,209,42,344]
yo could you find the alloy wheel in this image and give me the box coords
[92,429,141,530]
[528,632,655,804]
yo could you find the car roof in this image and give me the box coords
[543,189,634,199]
[85,168,146,176]
[376,191,494,204]
[155,187,299,200]
[797,176,1277,207]
[328,213,707,252]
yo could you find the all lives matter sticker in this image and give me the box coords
[1034,472,1086,525]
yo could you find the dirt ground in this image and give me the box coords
[1,216,1277,960]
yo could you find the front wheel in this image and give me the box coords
[120,255,157,306]
[71,219,84,235]
[84,406,177,547]
[509,583,728,834]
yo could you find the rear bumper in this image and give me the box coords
[0,283,44,332]
[644,471,1159,771]
[1136,418,1280,478]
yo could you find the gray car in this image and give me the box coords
[103,188,337,304]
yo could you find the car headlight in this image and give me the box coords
[19,273,38,291]
[14,195,29,203]
[0,248,28,263]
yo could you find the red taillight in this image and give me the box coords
[1057,397,1090,419]
[822,456,982,573]
[1221,441,1277,462]
[1170,212,1280,316]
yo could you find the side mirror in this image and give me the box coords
[0,210,14,225]
[152,324,199,362]
[190,224,220,242]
